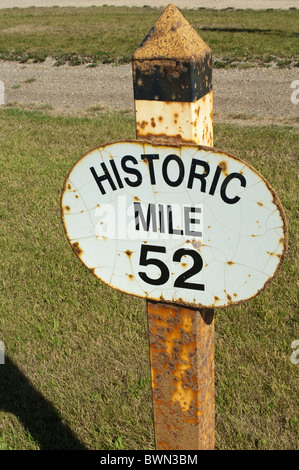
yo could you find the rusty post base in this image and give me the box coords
[147,300,215,450]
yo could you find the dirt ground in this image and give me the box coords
[1,58,298,127]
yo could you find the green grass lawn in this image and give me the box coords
[0,6,298,66]
[0,107,298,450]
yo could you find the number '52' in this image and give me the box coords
[138,244,205,291]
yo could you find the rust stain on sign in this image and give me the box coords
[72,241,83,256]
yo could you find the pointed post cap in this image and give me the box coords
[133,4,211,62]
[132,4,212,103]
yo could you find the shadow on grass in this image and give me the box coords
[0,355,88,450]
[200,27,299,37]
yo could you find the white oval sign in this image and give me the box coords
[61,140,287,308]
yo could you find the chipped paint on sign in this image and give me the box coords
[61,140,287,309]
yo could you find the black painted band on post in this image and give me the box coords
[133,56,212,102]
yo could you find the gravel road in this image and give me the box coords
[1,59,298,126]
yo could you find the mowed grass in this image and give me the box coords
[0,107,298,450]
[0,6,298,66]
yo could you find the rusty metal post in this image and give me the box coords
[133,4,214,450]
